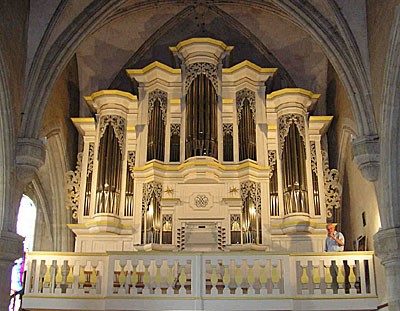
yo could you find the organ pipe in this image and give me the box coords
[238,98,256,161]
[147,98,165,161]
[185,74,218,159]
[95,124,123,215]
[282,123,308,214]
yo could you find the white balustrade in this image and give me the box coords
[23,251,377,310]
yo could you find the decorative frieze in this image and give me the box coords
[240,181,261,210]
[322,150,342,218]
[127,151,136,178]
[142,181,163,211]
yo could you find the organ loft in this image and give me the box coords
[66,38,341,253]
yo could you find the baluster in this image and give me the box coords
[204,260,211,294]
[240,260,250,294]
[95,260,103,295]
[300,262,309,294]
[251,260,261,295]
[222,263,230,295]
[142,261,151,295]
[178,265,187,295]
[347,259,357,295]
[148,260,157,294]
[271,260,281,295]
[337,259,345,294]
[324,261,333,295]
[28,259,37,294]
[312,264,322,295]
[125,260,133,295]
[184,259,192,294]
[118,261,127,295]
[166,260,175,295]
[259,261,268,295]
[41,261,51,293]
[235,260,243,295]
[54,260,63,294]
[265,259,273,294]
[210,263,218,295]
[154,260,162,295]
[228,259,237,294]
[159,260,169,294]
[359,259,367,294]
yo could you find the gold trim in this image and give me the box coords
[126,126,136,132]
[84,90,137,102]
[271,221,327,229]
[71,117,95,123]
[170,98,181,105]
[266,88,320,100]
[134,159,269,172]
[268,125,277,130]
[126,61,181,75]
[222,98,234,104]
[223,60,277,74]
[169,37,234,52]
[309,116,334,122]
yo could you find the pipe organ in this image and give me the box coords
[66,38,341,253]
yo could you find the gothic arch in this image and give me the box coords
[379,5,400,229]
[21,0,377,144]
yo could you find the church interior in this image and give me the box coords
[1,1,400,310]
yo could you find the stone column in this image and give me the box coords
[0,231,24,310]
[374,227,400,311]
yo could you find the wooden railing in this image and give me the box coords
[22,251,378,311]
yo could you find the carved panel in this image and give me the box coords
[86,143,95,176]
[236,88,256,122]
[268,150,277,170]
[194,194,209,208]
[322,150,342,218]
[148,89,167,124]
[170,123,181,136]
[223,123,233,135]
[65,152,83,219]
[184,62,218,94]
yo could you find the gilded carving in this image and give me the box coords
[268,150,277,170]
[148,89,168,124]
[236,88,256,122]
[99,115,126,153]
[127,151,136,178]
[310,142,318,174]
[322,150,342,218]
[240,181,261,210]
[65,152,83,219]
[141,181,163,213]
[86,143,95,176]
[184,62,218,94]
[278,114,306,157]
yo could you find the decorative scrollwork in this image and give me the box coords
[170,123,181,136]
[278,114,306,157]
[127,151,136,178]
[223,123,233,135]
[65,152,83,219]
[268,150,277,170]
[240,181,261,210]
[236,88,256,122]
[322,150,342,218]
[86,143,95,176]
[99,115,126,154]
[310,141,318,174]
[148,89,167,124]
[141,181,163,212]
[185,62,218,94]
[195,194,209,208]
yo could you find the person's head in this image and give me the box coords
[326,223,336,234]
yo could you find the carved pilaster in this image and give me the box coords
[352,135,380,182]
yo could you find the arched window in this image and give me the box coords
[185,74,218,159]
